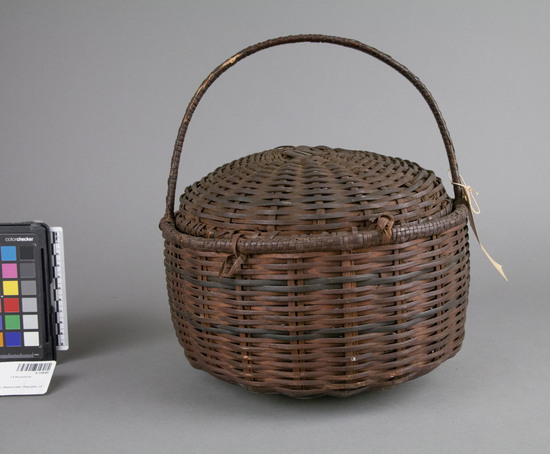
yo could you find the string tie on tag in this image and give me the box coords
[448,171,480,215]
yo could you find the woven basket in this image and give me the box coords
[160,35,471,398]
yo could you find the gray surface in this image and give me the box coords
[1,1,548,453]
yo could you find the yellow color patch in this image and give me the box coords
[3,281,19,296]
[0,335,3,347]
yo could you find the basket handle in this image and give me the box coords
[165,34,465,220]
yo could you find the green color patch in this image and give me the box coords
[4,314,21,330]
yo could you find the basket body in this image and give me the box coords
[161,146,470,397]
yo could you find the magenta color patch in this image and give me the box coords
[2,263,17,278]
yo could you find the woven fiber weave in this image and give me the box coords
[160,35,471,397]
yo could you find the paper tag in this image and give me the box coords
[0,361,56,396]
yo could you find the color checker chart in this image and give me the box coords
[0,223,58,361]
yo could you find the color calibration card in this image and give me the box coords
[0,222,68,395]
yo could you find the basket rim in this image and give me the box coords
[160,201,469,255]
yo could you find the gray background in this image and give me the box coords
[1,1,548,453]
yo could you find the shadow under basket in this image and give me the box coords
[160,35,471,398]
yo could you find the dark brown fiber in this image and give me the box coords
[160,35,471,397]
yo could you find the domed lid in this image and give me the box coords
[175,145,453,239]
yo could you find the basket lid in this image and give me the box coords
[175,145,453,239]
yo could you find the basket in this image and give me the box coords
[160,35,471,398]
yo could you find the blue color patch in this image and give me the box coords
[6,331,22,347]
[1,246,17,261]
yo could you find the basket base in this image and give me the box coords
[177,314,466,398]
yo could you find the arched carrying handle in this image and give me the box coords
[165,34,465,221]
